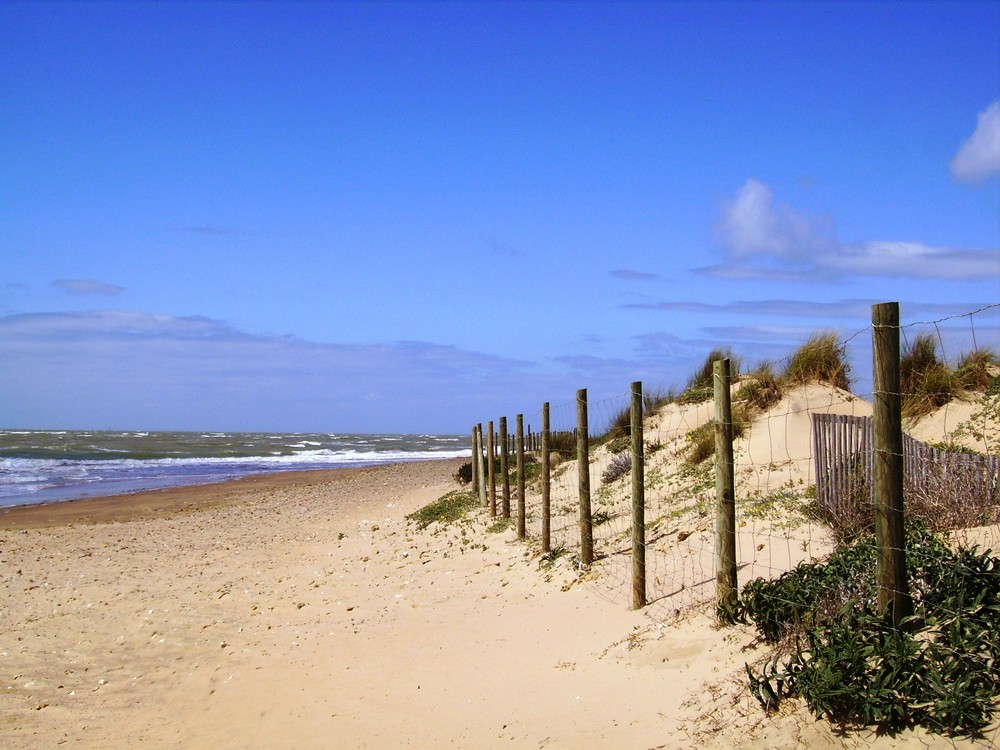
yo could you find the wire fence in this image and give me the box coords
[470,301,1000,744]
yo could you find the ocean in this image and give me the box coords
[0,429,471,508]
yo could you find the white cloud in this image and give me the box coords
[707,179,999,281]
[52,278,125,296]
[712,179,836,262]
[950,100,1000,182]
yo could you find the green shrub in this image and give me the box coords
[733,525,1000,735]
[455,462,474,485]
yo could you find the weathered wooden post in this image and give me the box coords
[487,420,496,517]
[541,402,551,554]
[631,381,646,609]
[714,359,737,617]
[470,425,479,496]
[475,424,487,507]
[577,388,593,566]
[872,301,911,626]
[516,413,526,540]
[500,416,511,518]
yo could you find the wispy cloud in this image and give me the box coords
[609,269,660,282]
[704,179,998,281]
[0,311,536,432]
[950,100,1000,183]
[52,278,125,296]
[624,298,995,320]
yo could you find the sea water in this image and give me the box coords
[0,429,471,507]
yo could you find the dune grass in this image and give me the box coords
[901,334,998,419]
[673,338,848,464]
[783,333,851,391]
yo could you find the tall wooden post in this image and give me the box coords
[631,381,646,609]
[577,388,593,566]
[470,425,479,495]
[541,402,551,554]
[499,416,511,518]
[872,302,911,626]
[487,420,496,517]
[516,414,526,540]
[475,424,487,507]
[714,359,737,616]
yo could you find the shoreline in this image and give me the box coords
[0,457,466,530]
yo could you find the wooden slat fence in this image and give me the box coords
[812,413,999,525]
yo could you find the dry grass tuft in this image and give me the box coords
[901,333,946,415]
[738,362,784,414]
[783,333,851,391]
[955,348,999,392]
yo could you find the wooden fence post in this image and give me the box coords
[714,359,738,617]
[500,416,511,518]
[487,420,496,517]
[541,402,551,554]
[470,425,479,496]
[631,381,646,609]
[577,388,593,566]
[475,424,487,507]
[872,301,912,626]
[516,414,526,540]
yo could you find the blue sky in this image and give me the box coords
[2,1,998,434]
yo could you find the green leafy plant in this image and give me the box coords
[733,525,1000,736]
[592,509,615,526]
[538,545,568,568]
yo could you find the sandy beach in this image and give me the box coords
[1,449,996,749]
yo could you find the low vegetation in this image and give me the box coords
[729,524,1000,736]
[547,430,577,456]
[601,452,632,483]
[406,490,479,529]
